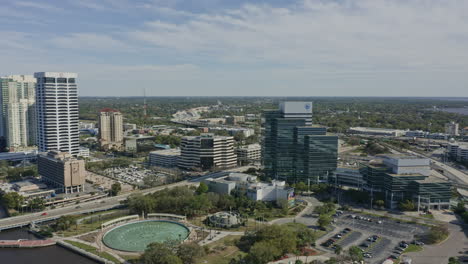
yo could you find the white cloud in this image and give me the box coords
[127,0,468,72]
[3,0,468,96]
[51,33,130,51]
[14,1,64,12]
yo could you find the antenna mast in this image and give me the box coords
[143,88,147,118]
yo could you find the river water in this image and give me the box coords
[0,227,98,264]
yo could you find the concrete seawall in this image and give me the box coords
[57,240,115,264]
[0,239,56,248]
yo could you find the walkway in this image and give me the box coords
[270,196,322,226]
[198,230,244,246]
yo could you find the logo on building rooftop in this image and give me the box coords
[304,103,311,110]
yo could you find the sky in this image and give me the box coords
[2,0,468,97]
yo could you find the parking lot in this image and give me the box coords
[318,212,429,264]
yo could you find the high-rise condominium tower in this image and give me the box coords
[0,75,37,150]
[98,108,124,150]
[34,72,79,155]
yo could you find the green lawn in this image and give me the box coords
[58,211,129,237]
[403,244,423,253]
[196,235,246,264]
[64,240,121,263]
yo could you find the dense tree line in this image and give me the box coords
[141,241,205,264]
[232,223,317,264]
[0,161,38,182]
[126,186,289,219]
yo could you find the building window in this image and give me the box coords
[68,78,75,83]
[57,78,67,83]
[44,77,56,83]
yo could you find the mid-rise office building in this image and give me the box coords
[237,143,261,165]
[149,149,181,168]
[263,102,337,183]
[445,121,459,136]
[405,130,429,138]
[225,116,246,125]
[447,141,468,163]
[357,155,452,210]
[98,108,123,151]
[38,151,85,193]
[35,72,79,155]
[178,134,237,170]
[0,75,37,149]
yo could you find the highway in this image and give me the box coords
[0,166,254,231]
[382,142,468,188]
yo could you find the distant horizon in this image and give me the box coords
[78,96,468,99]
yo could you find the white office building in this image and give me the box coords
[35,72,79,155]
[445,121,460,136]
[149,149,181,168]
[457,145,468,162]
[0,75,37,149]
[246,180,295,203]
[405,130,429,138]
[383,155,431,176]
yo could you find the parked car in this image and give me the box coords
[41,212,48,216]
[412,240,425,246]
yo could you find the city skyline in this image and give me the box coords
[2,0,468,97]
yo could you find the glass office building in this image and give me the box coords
[262,102,338,183]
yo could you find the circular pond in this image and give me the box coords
[102,220,190,252]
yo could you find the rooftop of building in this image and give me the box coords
[40,151,79,162]
[182,133,233,140]
[349,127,406,132]
[386,173,427,178]
[413,177,451,184]
[238,143,261,149]
[150,148,181,156]
[100,108,120,113]
[381,154,425,160]
[34,72,77,78]
[296,125,327,128]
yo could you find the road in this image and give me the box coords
[0,166,255,230]
[404,148,468,186]
[0,180,194,230]
[407,222,468,264]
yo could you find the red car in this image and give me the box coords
[41,212,48,216]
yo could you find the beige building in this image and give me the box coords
[38,151,86,193]
[237,143,261,165]
[98,108,123,151]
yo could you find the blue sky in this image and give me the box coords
[2,0,468,96]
